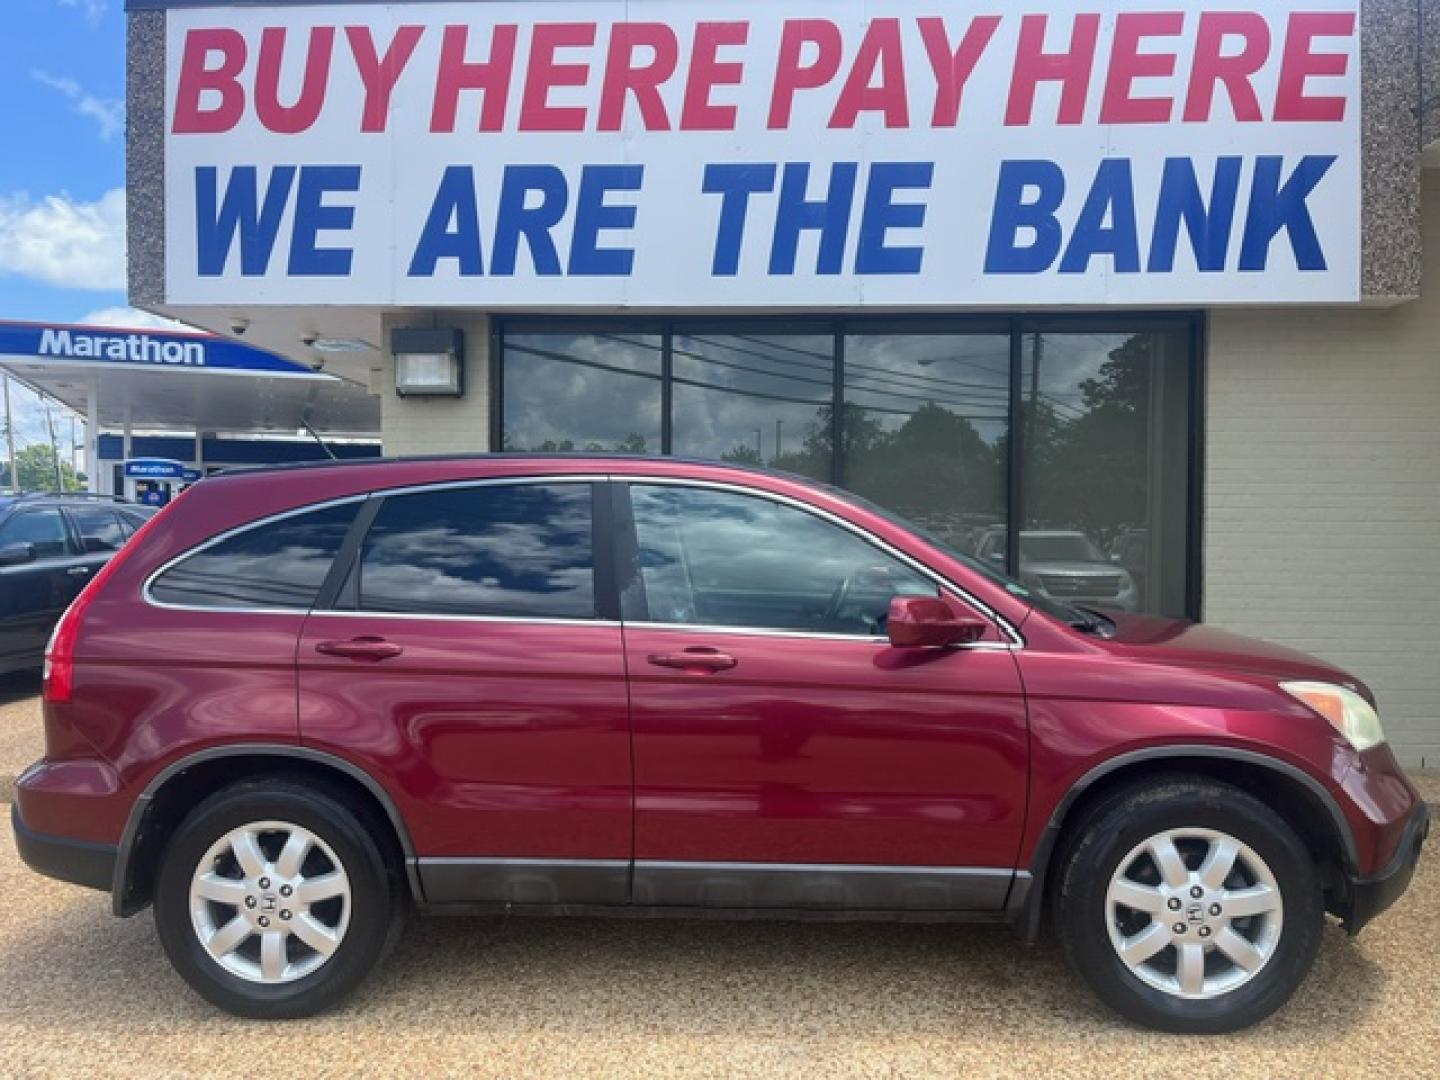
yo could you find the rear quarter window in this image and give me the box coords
[148,502,359,610]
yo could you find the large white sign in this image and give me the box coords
[164,1,1361,307]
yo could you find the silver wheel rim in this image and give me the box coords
[189,820,351,985]
[1106,827,1283,1001]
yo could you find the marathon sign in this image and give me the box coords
[0,321,320,377]
[163,1,1361,307]
[41,327,206,366]
[124,458,189,480]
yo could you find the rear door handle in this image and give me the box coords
[315,637,404,661]
[647,648,737,673]
[67,567,91,577]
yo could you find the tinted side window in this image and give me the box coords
[150,502,359,609]
[625,485,935,635]
[0,509,71,558]
[69,507,126,552]
[358,484,595,618]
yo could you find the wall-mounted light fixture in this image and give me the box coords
[392,328,464,397]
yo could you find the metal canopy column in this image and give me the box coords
[122,413,133,501]
[87,377,100,493]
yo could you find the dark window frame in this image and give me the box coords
[495,312,1207,621]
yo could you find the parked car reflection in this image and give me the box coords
[1109,528,1149,605]
[974,528,1139,612]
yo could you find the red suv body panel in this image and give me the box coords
[298,613,632,861]
[12,455,1426,933]
[624,622,1028,869]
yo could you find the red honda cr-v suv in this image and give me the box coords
[11,456,1428,1031]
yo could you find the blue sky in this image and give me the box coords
[0,0,146,454]
[1,0,127,322]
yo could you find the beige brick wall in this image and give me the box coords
[1205,174,1440,767]
[380,314,493,458]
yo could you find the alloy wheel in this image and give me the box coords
[1105,827,1283,1000]
[188,820,351,985]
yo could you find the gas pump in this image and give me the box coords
[123,458,188,506]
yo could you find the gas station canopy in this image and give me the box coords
[0,320,379,436]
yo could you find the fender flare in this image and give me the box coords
[112,743,421,916]
[1007,745,1358,940]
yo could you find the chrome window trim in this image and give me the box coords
[623,621,1016,650]
[141,471,1026,648]
[142,475,604,618]
[616,475,1025,649]
[359,473,598,500]
[142,493,372,614]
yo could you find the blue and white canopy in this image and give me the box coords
[0,320,378,436]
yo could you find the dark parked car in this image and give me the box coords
[12,457,1427,1032]
[0,493,156,674]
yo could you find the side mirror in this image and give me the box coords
[0,542,37,567]
[887,596,989,649]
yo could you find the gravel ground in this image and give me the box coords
[0,680,1437,1076]
[0,672,41,804]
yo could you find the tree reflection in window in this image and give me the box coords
[502,334,661,454]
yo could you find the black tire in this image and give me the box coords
[1054,775,1324,1034]
[154,779,406,1019]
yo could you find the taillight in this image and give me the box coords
[43,498,183,704]
[43,598,81,704]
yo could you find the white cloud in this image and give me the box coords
[54,0,107,28]
[0,187,126,290]
[32,71,124,141]
[80,306,197,332]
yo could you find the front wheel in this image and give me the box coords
[1054,777,1324,1033]
[154,779,404,1019]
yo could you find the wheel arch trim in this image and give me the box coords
[112,743,422,916]
[1009,744,1358,939]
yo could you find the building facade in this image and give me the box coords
[125,0,1440,764]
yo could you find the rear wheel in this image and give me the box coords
[154,780,404,1019]
[1055,777,1323,1033]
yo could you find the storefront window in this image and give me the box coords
[671,334,832,482]
[842,334,1010,556]
[501,333,662,454]
[499,319,1197,619]
[1020,328,1192,616]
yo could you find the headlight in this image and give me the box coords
[1281,681,1386,751]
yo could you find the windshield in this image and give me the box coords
[1020,533,1107,563]
[819,485,1088,627]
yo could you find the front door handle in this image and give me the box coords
[315,636,404,661]
[647,648,737,673]
[67,566,91,577]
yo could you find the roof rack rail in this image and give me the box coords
[14,491,127,503]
